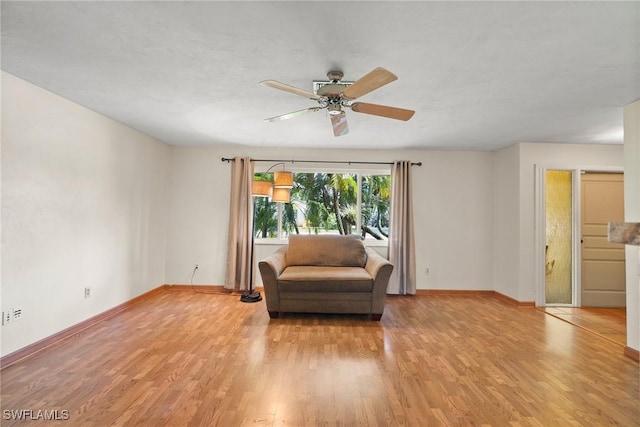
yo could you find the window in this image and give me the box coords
[254,170,390,242]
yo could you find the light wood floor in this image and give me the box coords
[1,290,638,426]
[542,306,627,346]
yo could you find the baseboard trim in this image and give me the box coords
[165,284,232,293]
[624,346,640,362]
[494,291,536,308]
[0,285,166,370]
[416,289,495,296]
[164,284,264,294]
[415,289,536,308]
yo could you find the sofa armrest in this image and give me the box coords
[365,248,394,316]
[258,247,288,314]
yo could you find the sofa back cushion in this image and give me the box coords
[286,235,367,267]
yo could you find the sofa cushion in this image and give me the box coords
[278,266,373,292]
[286,234,367,267]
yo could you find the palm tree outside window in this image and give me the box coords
[253,171,391,241]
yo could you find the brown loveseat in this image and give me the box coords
[258,234,394,320]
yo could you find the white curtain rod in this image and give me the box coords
[220,157,422,166]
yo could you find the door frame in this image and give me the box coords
[534,164,623,307]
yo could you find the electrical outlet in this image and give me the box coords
[195,264,199,270]
[424,267,430,275]
[3,310,12,324]
[84,287,91,298]
[12,307,23,321]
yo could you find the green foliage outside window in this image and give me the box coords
[253,172,390,240]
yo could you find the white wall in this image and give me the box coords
[623,100,640,352]
[493,144,521,299]
[164,146,496,291]
[1,72,171,356]
[493,142,624,302]
[164,147,232,286]
[418,151,494,290]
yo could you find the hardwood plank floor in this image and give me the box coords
[1,290,638,426]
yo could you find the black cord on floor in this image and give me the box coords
[189,265,235,295]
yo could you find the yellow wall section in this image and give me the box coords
[545,170,572,304]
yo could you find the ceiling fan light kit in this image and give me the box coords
[260,67,414,137]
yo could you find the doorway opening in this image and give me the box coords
[535,166,625,308]
[545,170,573,305]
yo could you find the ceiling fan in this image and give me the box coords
[260,67,415,137]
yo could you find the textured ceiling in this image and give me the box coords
[1,1,638,150]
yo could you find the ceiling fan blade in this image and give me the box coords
[331,112,349,137]
[260,80,322,100]
[350,102,415,121]
[264,107,323,122]
[341,67,398,100]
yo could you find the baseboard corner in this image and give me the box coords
[494,291,536,308]
[624,346,640,362]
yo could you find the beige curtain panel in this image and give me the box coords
[387,160,417,295]
[224,157,254,290]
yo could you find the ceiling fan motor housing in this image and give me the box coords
[317,80,350,115]
[317,83,349,97]
[326,71,344,82]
